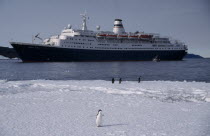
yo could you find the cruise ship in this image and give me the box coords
[11,13,188,62]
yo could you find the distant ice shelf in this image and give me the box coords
[0,55,8,59]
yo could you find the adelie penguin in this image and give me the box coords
[96,109,103,127]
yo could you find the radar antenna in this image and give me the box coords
[80,11,89,31]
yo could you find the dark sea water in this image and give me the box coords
[0,59,209,82]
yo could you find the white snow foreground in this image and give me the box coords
[0,80,210,136]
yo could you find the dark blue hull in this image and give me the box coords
[11,42,187,62]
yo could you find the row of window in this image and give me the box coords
[97,38,169,43]
[61,45,183,50]
[132,45,142,46]
[95,47,154,50]
[157,45,172,47]
[98,44,110,46]
[64,37,170,44]
[98,40,154,44]
[62,45,94,49]
[153,41,170,43]
[152,45,177,47]
[63,42,91,45]
[66,38,94,42]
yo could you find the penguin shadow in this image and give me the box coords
[102,123,128,127]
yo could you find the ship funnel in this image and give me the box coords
[113,19,125,34]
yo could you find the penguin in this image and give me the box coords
[119,78,122,84]
[96,109,103,127]
[112,78,115,84]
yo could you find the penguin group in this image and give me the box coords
[111,77,141,84]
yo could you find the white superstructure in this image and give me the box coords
[42,13,187,52]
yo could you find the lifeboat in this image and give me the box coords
[128,35,138,39]
[118,35,128,38]
[97,34,106,37]
[106,34,117,38]
[140,35,153,39]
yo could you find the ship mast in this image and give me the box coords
[80,12,88,31]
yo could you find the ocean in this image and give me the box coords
[0,59,209,82]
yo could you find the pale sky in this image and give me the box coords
[0,0,209,57]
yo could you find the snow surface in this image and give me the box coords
[0,80,210,136]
